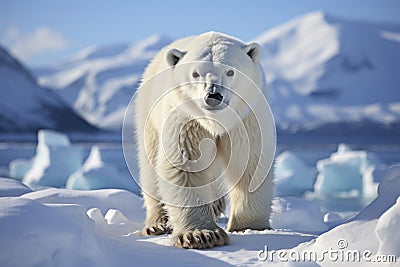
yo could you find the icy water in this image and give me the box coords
[0,142,399,218]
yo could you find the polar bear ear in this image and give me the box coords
[165,48,186,67]
[245,42,261,63]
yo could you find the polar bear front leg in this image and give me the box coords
[155,126,229,248]
[142,194,172,236]
[219,127,274,232]
[155,160,230,248]
[139,124,172,236]
[226,170,274,232]
[168,204,229,249]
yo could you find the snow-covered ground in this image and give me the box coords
[0,166,399,266]
[0,129,399,266]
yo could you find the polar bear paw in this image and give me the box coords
[174,227,229,249]
[142,223,172,236]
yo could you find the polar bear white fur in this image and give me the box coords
[134,32,275,249]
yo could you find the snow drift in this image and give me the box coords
[0,169,399,266]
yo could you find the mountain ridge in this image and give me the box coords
[35,34,172,129]
[32,11,400,135]
[0,46,97,133]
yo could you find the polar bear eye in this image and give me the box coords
[226,70,234,77]
[192,71,200,78]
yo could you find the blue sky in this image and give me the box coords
[1,0,399,67]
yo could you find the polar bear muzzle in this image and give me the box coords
[205,92,223,107]
[203,84,227,110]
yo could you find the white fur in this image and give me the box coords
[135,32,275,248]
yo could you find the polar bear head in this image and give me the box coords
[163,32,265,135]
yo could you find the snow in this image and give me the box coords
[23,130,83,188]
[313,144,383,197]
[289,165,400,266]
[66,145,137,192]
[0,163,399,266]
[376,197,400,257]
[0,177,31,197]
[271,197,328,233]
[0,184,317,267]
[255,10,340,86]
[349,165,400,222]
[22,187,144,225]
[0,197,99,267]
[0,134,400,267]
[274,151,316,196]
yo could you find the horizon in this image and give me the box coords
[1,0,400,68]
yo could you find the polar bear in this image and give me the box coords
[134,32,275,249]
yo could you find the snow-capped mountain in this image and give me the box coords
[255,11,400,134]
[35,12,400,135]
[36,35,172,130]
[0,46,95,133]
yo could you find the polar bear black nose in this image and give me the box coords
[205,92,223,107]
